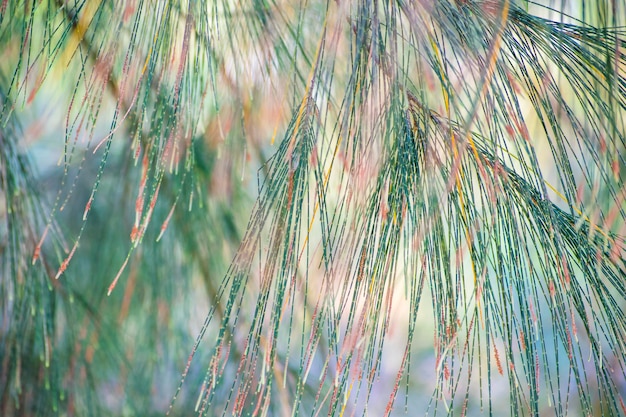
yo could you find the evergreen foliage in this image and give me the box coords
[1,0,625,415]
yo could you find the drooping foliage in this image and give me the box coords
[1,0,625,416]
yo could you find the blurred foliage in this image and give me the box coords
[1,0,625,416]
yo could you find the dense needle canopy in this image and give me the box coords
[1,0,625,416]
